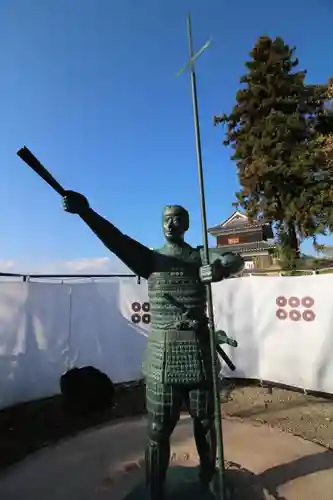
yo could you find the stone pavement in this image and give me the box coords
[0,415,332,500]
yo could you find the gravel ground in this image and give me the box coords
[1,381,332,473]
[221,383,333,449]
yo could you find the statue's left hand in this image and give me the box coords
[63,190,90,215]
[199,260,225,284]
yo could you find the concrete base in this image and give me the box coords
[0,415,333,500]
[123,466,216,500]
[123,464,270,500]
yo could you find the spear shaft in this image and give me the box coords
[177,12,226,500]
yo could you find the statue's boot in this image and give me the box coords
[196,481,217,499]
[197,477,234,500]
[145,435,170,500]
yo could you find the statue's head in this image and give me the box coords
[162,205,189,243]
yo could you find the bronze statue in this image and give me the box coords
[62,191,244,500]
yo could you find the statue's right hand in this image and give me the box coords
[63,190,90,215]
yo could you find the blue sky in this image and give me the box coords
[1,0,332,273]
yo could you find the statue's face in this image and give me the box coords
[163,207,188,243]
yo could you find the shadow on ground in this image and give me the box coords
[0,381,146,471]
[124,464,270,500]
[162,452,333,500]
[259,449,333,500]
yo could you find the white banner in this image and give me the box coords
[212,278,258,380]
[69,280,147,383]
[0,282,70,408]
[252,275,333,394]
[0,275,333,409]
[0,280,148,408]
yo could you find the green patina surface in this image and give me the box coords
[61,191,244,500]
[142,243,212,385]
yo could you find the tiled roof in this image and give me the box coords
[208,209,273,236]
[211,241,276,255]
[208,220,269,234]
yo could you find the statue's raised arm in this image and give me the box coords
[63,190,153,279]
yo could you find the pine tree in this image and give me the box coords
[214,36,332,256]
[317,78,333,169]
[311,77,333,252]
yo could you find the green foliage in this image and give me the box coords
[318,267,333,274]
[274,235,298,270]
[275,223,300,263]
[214,36,333,252]
[313,243,333,257]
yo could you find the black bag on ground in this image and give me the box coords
[60,366,115,414]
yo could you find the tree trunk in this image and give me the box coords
[287,222,300,260]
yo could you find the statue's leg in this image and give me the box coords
[145,378,182,500]
[187,384,216,486]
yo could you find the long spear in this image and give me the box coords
[176,13,226,500]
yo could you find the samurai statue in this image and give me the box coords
[63,191,244,500]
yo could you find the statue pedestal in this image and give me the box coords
[100,449,270,500]
[122,462,270,500]
[123,465,217,499]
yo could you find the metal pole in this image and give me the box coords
[185,12,226,500]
